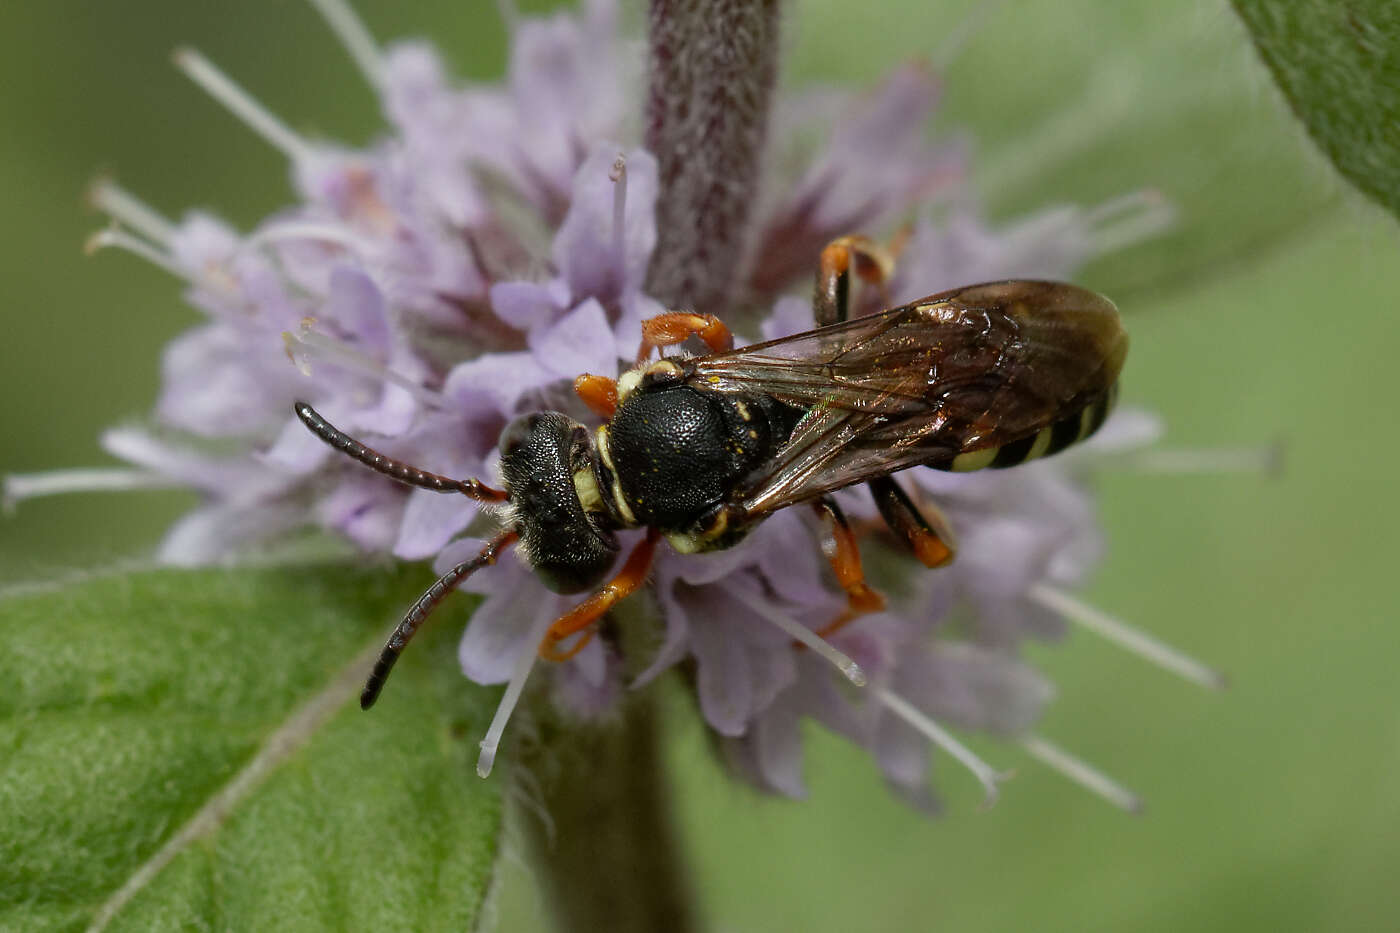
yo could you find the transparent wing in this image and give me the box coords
[682,281,1127,514]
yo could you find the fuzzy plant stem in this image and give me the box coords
[644,0,781,314]
[517,6,783,929]
[516,686,700,933]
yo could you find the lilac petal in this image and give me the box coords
[874,711,931,790]
[508,11,625,200]
[752,695,808,798]
[261,411,336,474]
[751,511,831,607]
[391,486,480,561]
[632,580,693,688]
[689,606,756,737]
[613,291,662,363]
[956,515,1057,604]
[760,296,814,342]
[325,265,391,355]
[156,501,303,566]
[680,580,797,736]
[898,643,1054,735]
[455,559,562,685]
[100,426,286,502]
[570,631,608,688]
[531,298,619,379]
[169,211,240,276]
[551,638,621,720]
[552,146,658,301]
[157,325,299,438]
[315,474,405,553]
[490,279,570,332]
[348,381,420,439]
[443,350,554,415]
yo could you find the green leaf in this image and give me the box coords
[0,565,502,933]
[1233,0,1400,221]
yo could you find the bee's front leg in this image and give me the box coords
[636,312,734,362]
[537,528,661,661]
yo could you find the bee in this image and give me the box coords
[296,236,1127,709]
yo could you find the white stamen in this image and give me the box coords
[1020,734,1143,814]
[728,586,867,687]
[88,178,177,246]
[173,47,316,164]
[304,0,384,91]
[931,0,1009,71]
[873,686,1010,809]
[1083,189,1163,227]
[282,325,448,409]
[4,468,178,513]
[247,221,376,255]
[478,614,555,778]
[1088,190,1177,256]
[495,0,521,32]
[610,153,628,273]
[1104,444,1284,477]
[976,60,1143,196]
[84,229,184,279]
[1029,583,1228,690]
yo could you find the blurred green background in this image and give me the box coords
[2,1,1397,931]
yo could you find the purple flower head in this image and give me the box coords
[13,0,1233,813]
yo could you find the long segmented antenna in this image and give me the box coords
[294,402,508,501]
[361,530,518,709]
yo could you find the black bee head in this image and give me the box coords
[498,411,619,594]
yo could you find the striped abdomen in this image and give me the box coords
[938,381,1120,473]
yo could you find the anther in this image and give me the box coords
[88,178,177,246]
[85,229,184,279]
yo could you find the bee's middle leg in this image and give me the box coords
[812,496,886,639]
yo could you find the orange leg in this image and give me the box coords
[814,234,899,327]
[812,497,885,639]
[538,528,662,661]
[869,476,956,568]
[573,373,618,419]
[636,312,734,362]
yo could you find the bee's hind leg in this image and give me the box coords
[868,476,957,568]
[814,234,903,327]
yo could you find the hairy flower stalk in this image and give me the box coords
[644,0,779,313]
[3,0,1261,923]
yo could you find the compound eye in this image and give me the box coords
[499,413,543,457]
